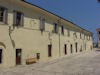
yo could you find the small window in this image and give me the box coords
[54,23,58,33]
[0,7,8,23]
[13,11,24,26]
[64,44,67,55]
[61,26,64,35]
[40,18,45,31]
[0,49,2,64]
[48,44,52,57]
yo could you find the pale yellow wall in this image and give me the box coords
[0,0,93,68]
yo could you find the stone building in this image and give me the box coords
[0,0,93,69]
[96,28,100,48]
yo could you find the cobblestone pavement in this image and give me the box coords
[0,49,100,75]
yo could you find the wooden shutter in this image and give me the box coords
[42,18,45,30]
[13,11,17,25]
[3,8,8,24]
[21,13,24,26]
[40,17,43,30]
[40,18,45,31]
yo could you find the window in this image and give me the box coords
[61,26,64,35]
[67,30,70,37]
[13,11,24,26]
[70,44,73,53]
[40,18,45,31]
[0,49,2,64]
[48,44,52,57]
[84,34,85,40]
[64,44,67,55]
[80,33,82,39]
[54,23,58,33]
[80,45,82,52]
[0,7,8,23]
[73,32,77,38]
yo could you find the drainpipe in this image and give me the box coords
[9,26,15,48]
[58,19,61,57]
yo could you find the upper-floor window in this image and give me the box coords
[54,23,58,33]
[80,33,82,39]
[84,34,85,40]
[61,25,64,35]
[73,32,77,38]
[13,11,24,26]
[84,35,85,40]
[67,30,70,37]
[0,7,8,24]
[40,18,45,31]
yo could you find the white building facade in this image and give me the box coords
[0,0,93,69]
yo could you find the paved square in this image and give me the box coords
[0,49,100,75]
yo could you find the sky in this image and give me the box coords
[26,0,100,42]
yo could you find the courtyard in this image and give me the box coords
[0,49,100,75]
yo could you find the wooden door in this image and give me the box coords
[48,45,52,57]
[0,49,2,64]
[16,49,22,65]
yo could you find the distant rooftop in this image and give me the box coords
[96,28,100,31]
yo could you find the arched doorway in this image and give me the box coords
[0,42,6,64]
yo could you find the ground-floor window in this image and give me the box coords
[64,44,67,55]
[71,44,73,53]
[0,49,2,64]
[75,43,78,53]
[80,46,82,52]
[48,44,52,57]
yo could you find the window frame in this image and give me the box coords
[39,17,45,31]
[61,25,64,35]
[0,6,8,24]
[54,23,58,33]
[13,10,24,27]
[67,30,70,37]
